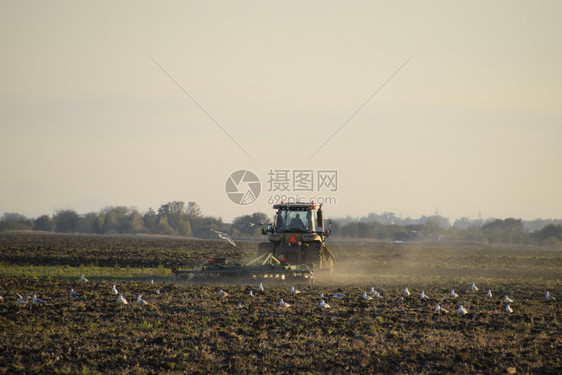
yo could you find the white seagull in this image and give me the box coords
[545,291,556,301]
[457,305,468,315]
[403,287,410,297]
[434,304,448,313]
[505,304,513,313]
[362,291,373,300]
[137,295,149,306]
[16,293,29,304]
[258,283,264,292]
[504,295,513,303]
[319,299,331,309]
[370,287,376,295]
[486,289,493,298]
[70,289,80,298]
[320,292,325,299]
[290,286,300,295]
[237,302,243,308]
[156,289,161,294]
[450,289,459,298]
[111,285,119,295]
[80,274,89,282]
[32,294,46,304]
[212,230,237,247]
[333,293,346,298]
[117,294,128,305]
[279,298,290,308]
[420,290,429,300]
[471,282,479,291]
[248,290,254,297]
[219,289,228,297]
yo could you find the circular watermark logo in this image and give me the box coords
[225,170,261,205]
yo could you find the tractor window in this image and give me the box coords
[276,209,312,232]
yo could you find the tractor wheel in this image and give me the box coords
[306,241,334,274]
[257,241,277,256]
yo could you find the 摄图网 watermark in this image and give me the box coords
[225,169,338,206]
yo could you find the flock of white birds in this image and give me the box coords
[7,276,557,315]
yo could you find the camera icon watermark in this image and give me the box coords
[225,170,261,205]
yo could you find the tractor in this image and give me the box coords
[259,202,335,275]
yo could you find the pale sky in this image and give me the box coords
[1,1,561,222]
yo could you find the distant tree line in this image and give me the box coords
[1,205,561,248]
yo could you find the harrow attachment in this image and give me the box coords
[171,253,314,284]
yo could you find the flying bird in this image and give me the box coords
[504,295,513,303]
[279,298,290,308]
[290,286,300,295]
[505,304,513,313]
[137,295,149,306]
[70,289,80,298]
[212,230,237,247]
[219,289,228,297]
[486,289,493,298]
[471,282,479,291]
[450,289,459,298]
[545,291,556,301]
[32,294,46,304]
[80,274,89,282]
[457,305,468,315]
[403,287,410,296]
[117,294,128,305]
[362,291,373,300]
[420,290,429,300]
[111,285,119,295]
[319,299,331,309]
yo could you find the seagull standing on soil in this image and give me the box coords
[16,293,29,304]
[137,295,149,306]
[279,298,290,308]
[362,291,373,300]
[258,283,264,292]
[486,289,493,298]
[117,294,128,305]
[403,287,410,296]
[111,285,119,295]
[219,289,228,297]
[505,304,513,313]
[156,289,161,294]
[471,282,479,291]
[420,290,429,300]
[457,305,468,315]
[370,287,376,295]
[290,286,300,295]
[434,304,448,313]
[248,290,254,297]
[450,289,459,298]
[70,289,80,298]
[333,293,346,298]
[319,299,331,309]
[545,291,556,301]
[80,274,89,282]
[32,294,46,304]
[504,295,513,303]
